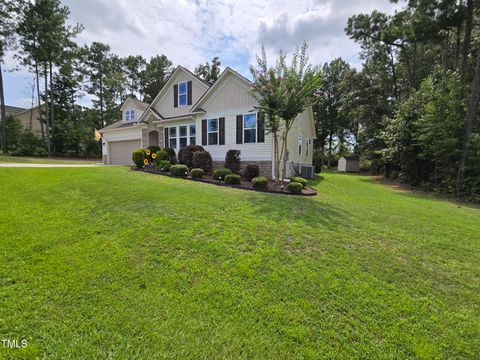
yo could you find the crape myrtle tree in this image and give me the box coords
[250,42,321,181]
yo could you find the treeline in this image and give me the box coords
[0,0,220,158]
[314,0,480,201]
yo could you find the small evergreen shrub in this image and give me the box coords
[225,149,241,173]
[190,168,205,180]
[192,151,213,173]
[146,145,160,162]
[132,148,146,168]
[251,176,268,190]
[164,147,177,164]
[178,145,205,168]
[170,164,188,177]
[156,160,171,172]
[290,176,307,188]
[243,164,260,181]
[225,174,241,185]
[288,181,303,194]
[213,167,232,181]
[155,149,169,162]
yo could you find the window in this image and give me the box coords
[179,126,188,149]
[189,124,196,145]
[243,113,257,143]
[125,109,135,122]
[208,118,218,145]
[169,127,177,148]
[178,82,187,106]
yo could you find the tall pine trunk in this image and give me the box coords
[35,61,45,142]
[0,62,7,154]
[456,42,480,196]
[49,60,55,154]
[461,0,473,83]
[44,63,51,156]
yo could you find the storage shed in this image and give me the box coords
[338,156,360,173]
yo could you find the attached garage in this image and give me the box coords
[108,139,141,165]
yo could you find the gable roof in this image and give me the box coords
[99,120,139,132]
[121,97,149,111]
[5,105,26,114]
[138,65,210,123]
[190,67,252,113]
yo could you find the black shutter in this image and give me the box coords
[173,84,178,108]
[165,127,169,147]
[219,117,225,145]
[257,112,265,143]
[187,81,192,105]
[202,119,207,145]
[236,115,243,144]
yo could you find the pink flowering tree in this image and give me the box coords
[250,42,321,180]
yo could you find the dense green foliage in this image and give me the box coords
[251,176,268,189]
[224,149,241,173]
[224,173,241,185]
[155,160,171,172]
[243,164,259,181]
[190,168,204,180]
[287,181,303,194]
[155,149,169,162]
[290,176,308,188]
[178,145,205,169]
[131,148,145,168]
[192,151,212,173]
[170,164,188,177]
[213,167,232,181]
[1,167,479,358]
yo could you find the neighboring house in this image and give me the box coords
[338,156,360,173]
[4,105,26,117]
[99,65,316,178]
[14,105,44,134]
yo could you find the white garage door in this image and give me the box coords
[109,139,141,165]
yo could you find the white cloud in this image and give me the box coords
[4,0,401,106]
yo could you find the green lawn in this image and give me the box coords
[0,154,98,164]
[0,167,479,359]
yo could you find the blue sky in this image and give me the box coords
[3,0,400,108]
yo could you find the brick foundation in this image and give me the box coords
[212,160,272,178]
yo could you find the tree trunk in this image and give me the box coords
[0,62,7,154]
[280,132,288,181]
[461,0,473,83]
[44,64,51,157]
[35,61,45,142]
[99,75,104,127]
[49,60,55,154]
[456,42,480,196]
[327,132,333,167]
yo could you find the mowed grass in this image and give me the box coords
[0,167,479,359]
[0,155,98,164]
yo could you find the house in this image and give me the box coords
[99,66,316,178]
[4,105,26,117]
[14,105,44,133]
[338,156,360,173]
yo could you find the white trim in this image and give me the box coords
[242,112,258,144]
[207,118,218,146]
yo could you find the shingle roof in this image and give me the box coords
[5,105,26,114]
[127,97,149,110]
[99,120,138,132]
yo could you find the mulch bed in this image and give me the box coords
[134,168,318,196]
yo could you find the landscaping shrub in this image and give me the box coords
[170,164,188,177]
[288,181,303,194]
[213,167,232,181]
[164,147,177,164]
[146,146,160,162]
[243,164,260,181]
[225,174,241,185]
[190,168,205,180]
[251,176,268,190]
[178,145,205,168]
[155,149,169,162]
[225,150,241,173]
[132,148,146,168]
[290,176,307,188]
[192,151,213,173]
[156,160,171,172]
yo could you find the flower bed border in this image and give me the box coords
[133,168,318,196]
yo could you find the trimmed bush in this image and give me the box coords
[132,148,146,168]
[225,174,241,185]
[164,147,177,164]
[225,149,241,173]
[170,164,188,177]
[288,181,303,194]
[192,151,213,173]
[251,176,268,190]
[178,145,205,168]
[243,164,260,181]
[155,149,169,162]
[213,167,232,181]
[156,160,171,172]
[190,168,205,180]
[290,176,307,188]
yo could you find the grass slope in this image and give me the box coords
[0,167,479,359]
[0,155,97,164]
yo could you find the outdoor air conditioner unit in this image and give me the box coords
[300,165,315,179]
